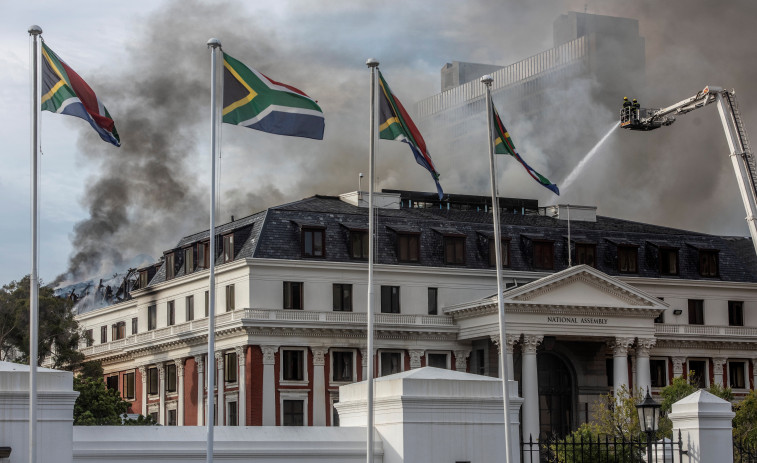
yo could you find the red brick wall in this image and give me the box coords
[249,346,263,426]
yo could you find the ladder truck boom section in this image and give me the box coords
[620,86,757,256]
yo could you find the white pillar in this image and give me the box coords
[521,334,543,443]
[261,345,278,426]
[157,363,165,425]
[408,349,424,369]
[138,366,147,416]
[454,349,471,372]
[312,346,328,426]
[235,346,246,426]
[175,359,184,426]
[668,390,735,463]
[610,337,634,394]
[635,338,655,395]
[712,358,726,387]
[672,356,686,378]
[215,351,224,426]
[194,355,204,426]
[506,334,519,380]
[360,347,369,380]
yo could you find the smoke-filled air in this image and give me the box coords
[52,0,757,284]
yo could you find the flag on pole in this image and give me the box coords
[491,102,559,195]
[222,52,325,140]
[377,71,443,199]
[40,41,120,147]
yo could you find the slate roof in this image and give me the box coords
[144,192,757,287]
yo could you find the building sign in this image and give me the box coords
[546,316,608,325]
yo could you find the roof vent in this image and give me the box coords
[339,191,401,209]
[540,204,597,222]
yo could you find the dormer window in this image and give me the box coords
[659,247,679,276]
[698,249,719,277]
[184,247,194,274]
[575,243,596,267]
[302,227,325,258]
[165,252,176,280]
[139,270,149,289]
[488,238,511,267]
[444,236,466,265]
[533,240,554,270]
[222,234,235,263]
[397,233,420,262]
[350,230,369,259]
[197,241,209,269]
[618,245,638,273]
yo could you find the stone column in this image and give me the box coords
[175,359,185,426]
[408,349,424,369]
[261,345,278,426]
[636,338,655,395]
[672,356,686,378]
[521,334,543,443]
[235,346,246,426]
[712,358,727,387]
[312,346,328,426]
[609,337,634,394]
[194,355,204,426]
[505,334,520,380]
[360,347,370,380]
[157,363,165,425]
[215,351,225,426]
[453,349,471,372]
[138,366,147,416]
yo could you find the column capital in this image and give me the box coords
[672,356,686,377]
[174,358,184,376]
[712,357,727,376]
[261,345,278,365]
[194,355,204,373]
[138,365,147,376]
[408,349,424,369]
[635,338,656,357]
[311,346,329,366]
[609,337,635,357]
[234,346,245,362]
[453,349,470,372]
[522,335,544,354]
[505,334,520,354]
[157,363,165,380]
[360,347,375,367]
[215,351,225,369]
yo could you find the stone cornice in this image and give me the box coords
[448,303,661,320]
[515,273,647,306]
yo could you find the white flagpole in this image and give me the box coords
[481,75,513,463]
[28,24,42,463]
[365,57,379,463]
[206,37,222,463]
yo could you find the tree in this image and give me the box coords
[733,390,757,447]
[658,374,732,435]
[0,275,84,369]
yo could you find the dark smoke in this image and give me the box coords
[57,0,757,284]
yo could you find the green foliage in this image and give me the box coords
[734,390,757,447]
[0,275,84,370]
[591,385,643,438]
[79,360,104,380]
[73,374,157,426]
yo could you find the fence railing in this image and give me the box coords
[521,431,685,463]
[735,439,757,463]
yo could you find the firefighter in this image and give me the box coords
[623,96,631,108]
[632,98,640,122]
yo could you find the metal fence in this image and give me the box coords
[521,431,685,463]
[735,439,757,463]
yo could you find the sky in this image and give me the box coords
[2,0,757,286]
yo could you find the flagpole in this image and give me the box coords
[481,75,513,463]
[365,57,379,463]
[28,24,42,463]
[206,37,221,463]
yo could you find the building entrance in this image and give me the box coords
[537,353,574,439]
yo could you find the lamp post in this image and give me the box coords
[636,389,662,462]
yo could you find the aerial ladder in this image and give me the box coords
[620,86,757,256]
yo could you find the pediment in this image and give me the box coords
[502,265,665,309]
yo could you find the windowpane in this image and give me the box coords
[618,246,638,273]
[224,352,237,383]
[197,242,208,269]
[148,367,158,395]
[166,252,175,280]
[333,284,352,311]
[489,238,510,267]
[660,248,678,275]
[730,363,746,389]
[131,317,138,335]
[223,234,234,262]
[699,250,719,277]
[533,241,554,269]
[225,284,235,312]
[228,401,238,426]
[165,364,176,393]
[167,409,177,426]
[428,288,438,315]
[380,352,402,376]
[85,329,93,347]
[688,361,707,388]
[204,291,209,317]
[381,286,400,313]
[283,400,304,426]
[444,237,465,264]
[575,244,596,267]
[167,300,175,326]
[148,305,157,331]
[186,295,194,321]
[650,360,667,387]
[398,234,419,262]
[284,282,303,310]
[333,351,353,382]
[184,247,194,274]
[106,375,119,391]
[688,299,704,325]
[283,350,304,381]
[729,301,744,326]
[350,231,369,259]
[101,325,107,343]
[303,228,324,257]
[428,353,447,369]
[124,372,135,399]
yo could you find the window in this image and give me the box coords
[184,247,194,274]
[204,291,209,317]
[139,270,149,289]
[618,246,638,273]
[688,360,707,388]
[302,227,325,258]
[659,247,679,275]
[533,240,554,269]
[444,236,466,265]
[729,362,747,389]
[111,321,125,340]
[380,352,402,376]
[332,284,352,311]
[167,300,175,326]
[729,301,744,326]
[165,363,177,393]
[350,230,369,259]
[650,359,667,387]
[283,400,304,426]
[224,284,235,312]
[223,233,235,263]
[106,375,118,390]
[100,325,107,344]
[148,305,157,331]
[380,286,400,313]
[283,282,303,310]
[397,233,420,262]
[197,241,209,269]
[165,252,175,280]
[428,353,448,369]
[186,295,194,321]
[224,352,237,383]
[124,372,135,400]
[575,243,596,267]
[488,238,510,267]
[698,250,719,277]
[688,299,704,325]
[147,367,158,395]
[606,358,614,387]
[332,351,353,382]
[227,401,238,426]
[165,409,176,426]
[85,329,93,347]
[428,287,438,315]
[149,412,159,423]
[282,349,304,381]
[131,317,138,335]
[472,349,486,375]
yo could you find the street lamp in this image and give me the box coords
[636,389,662,462]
